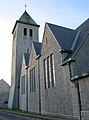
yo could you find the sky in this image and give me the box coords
[0,0,89,85]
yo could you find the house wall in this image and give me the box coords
[70,35,89,120]
[19,56,27,111]
[28,45,40,113]
[40,24,80,118]
[71,34,89,77]
[79,77,89,120]
[0,80,10,107]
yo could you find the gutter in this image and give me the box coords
[60,58,75,66]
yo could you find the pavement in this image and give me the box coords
[0,109,79,120]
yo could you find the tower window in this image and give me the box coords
[30,29,33,37]
[24,28,27,36]
[27,48,29,53]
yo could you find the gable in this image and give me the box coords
[41,23,61,55]
[47,23,77,51]
[0,79,10,93]
[21,55,26,75]
[29,44,37,66]
[71,34,89,77]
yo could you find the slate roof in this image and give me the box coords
[24,53,30,66]
[76,18,89,31]
[33,41,42,56]
[59,18,89,64]
[46,19,89,64]
[12,11,40,33]
[19,11,38,26]
[75,18,89,50]
[47,23,77,50]
[68,19,89,57]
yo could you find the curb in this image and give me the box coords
[0,109,79,120]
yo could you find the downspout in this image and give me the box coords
[38,58,41,114]
[76,81,82,120]
[25,66,29,111]
[36,54,41,114]
[18,80,20,109]
[68,62,82,120]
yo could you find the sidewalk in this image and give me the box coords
[0,109,79,120]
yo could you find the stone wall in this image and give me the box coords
[40,24,79,118]
[28,44,40,113]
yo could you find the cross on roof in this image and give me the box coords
[25,4,27,11]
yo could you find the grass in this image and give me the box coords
[0,107,40,116]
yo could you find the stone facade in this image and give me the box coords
[69,34,89,120]
[8,11,39,109]
[0,79,10,107]
[40,24,79,118]
[28,43,40,113]
[8,10,89,120]
[19,53,29,111]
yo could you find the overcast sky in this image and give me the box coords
[0,0,89,85]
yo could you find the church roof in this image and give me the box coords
[12,11,40,34]
[19,10,38,26]
[24,53,30,66]
[47,23,77,51]
[33,41,42,56]
[76,18,89,31]
[59,18,89,65]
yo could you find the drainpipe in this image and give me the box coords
[36,55,41,114]
[68,62,82,120]
[18,80,20,109]
[25,66,29,111]
[38,58,41,114]
[76,81,82,120]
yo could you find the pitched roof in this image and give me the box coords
[33,41,42,56]
[76,18,89,31]
[12,11,40,33]
[47,23,77,50]
[70,19,89,55]
[74,18,89,50]
[61,18,89,64]
[0,79,10,87]
[24,53,30,66]
[19,10,38,26]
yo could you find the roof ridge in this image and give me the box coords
[72,33,89,58]
[46,22,77,50]
[46,22,76,31]
[71,31,81,51]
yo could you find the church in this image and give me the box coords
[8,10,89,120]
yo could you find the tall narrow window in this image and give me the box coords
[43,59,46,89]
[43,59,48,89]
[33,67,36,92]
[50,54,55,87]
[24,28,27,36]
[47,57,50,88]
[32,68,34,92]
[49,57,52,87]
[30,29,33,37]
[30,70,32,92]
[30,67,36,93]
[21,75,25,95]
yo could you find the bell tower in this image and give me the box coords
[8,10,40,109]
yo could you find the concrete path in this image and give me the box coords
[0,110,41,120]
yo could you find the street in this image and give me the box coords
[0,110,42,120]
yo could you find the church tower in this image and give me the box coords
[8,10,40,109]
